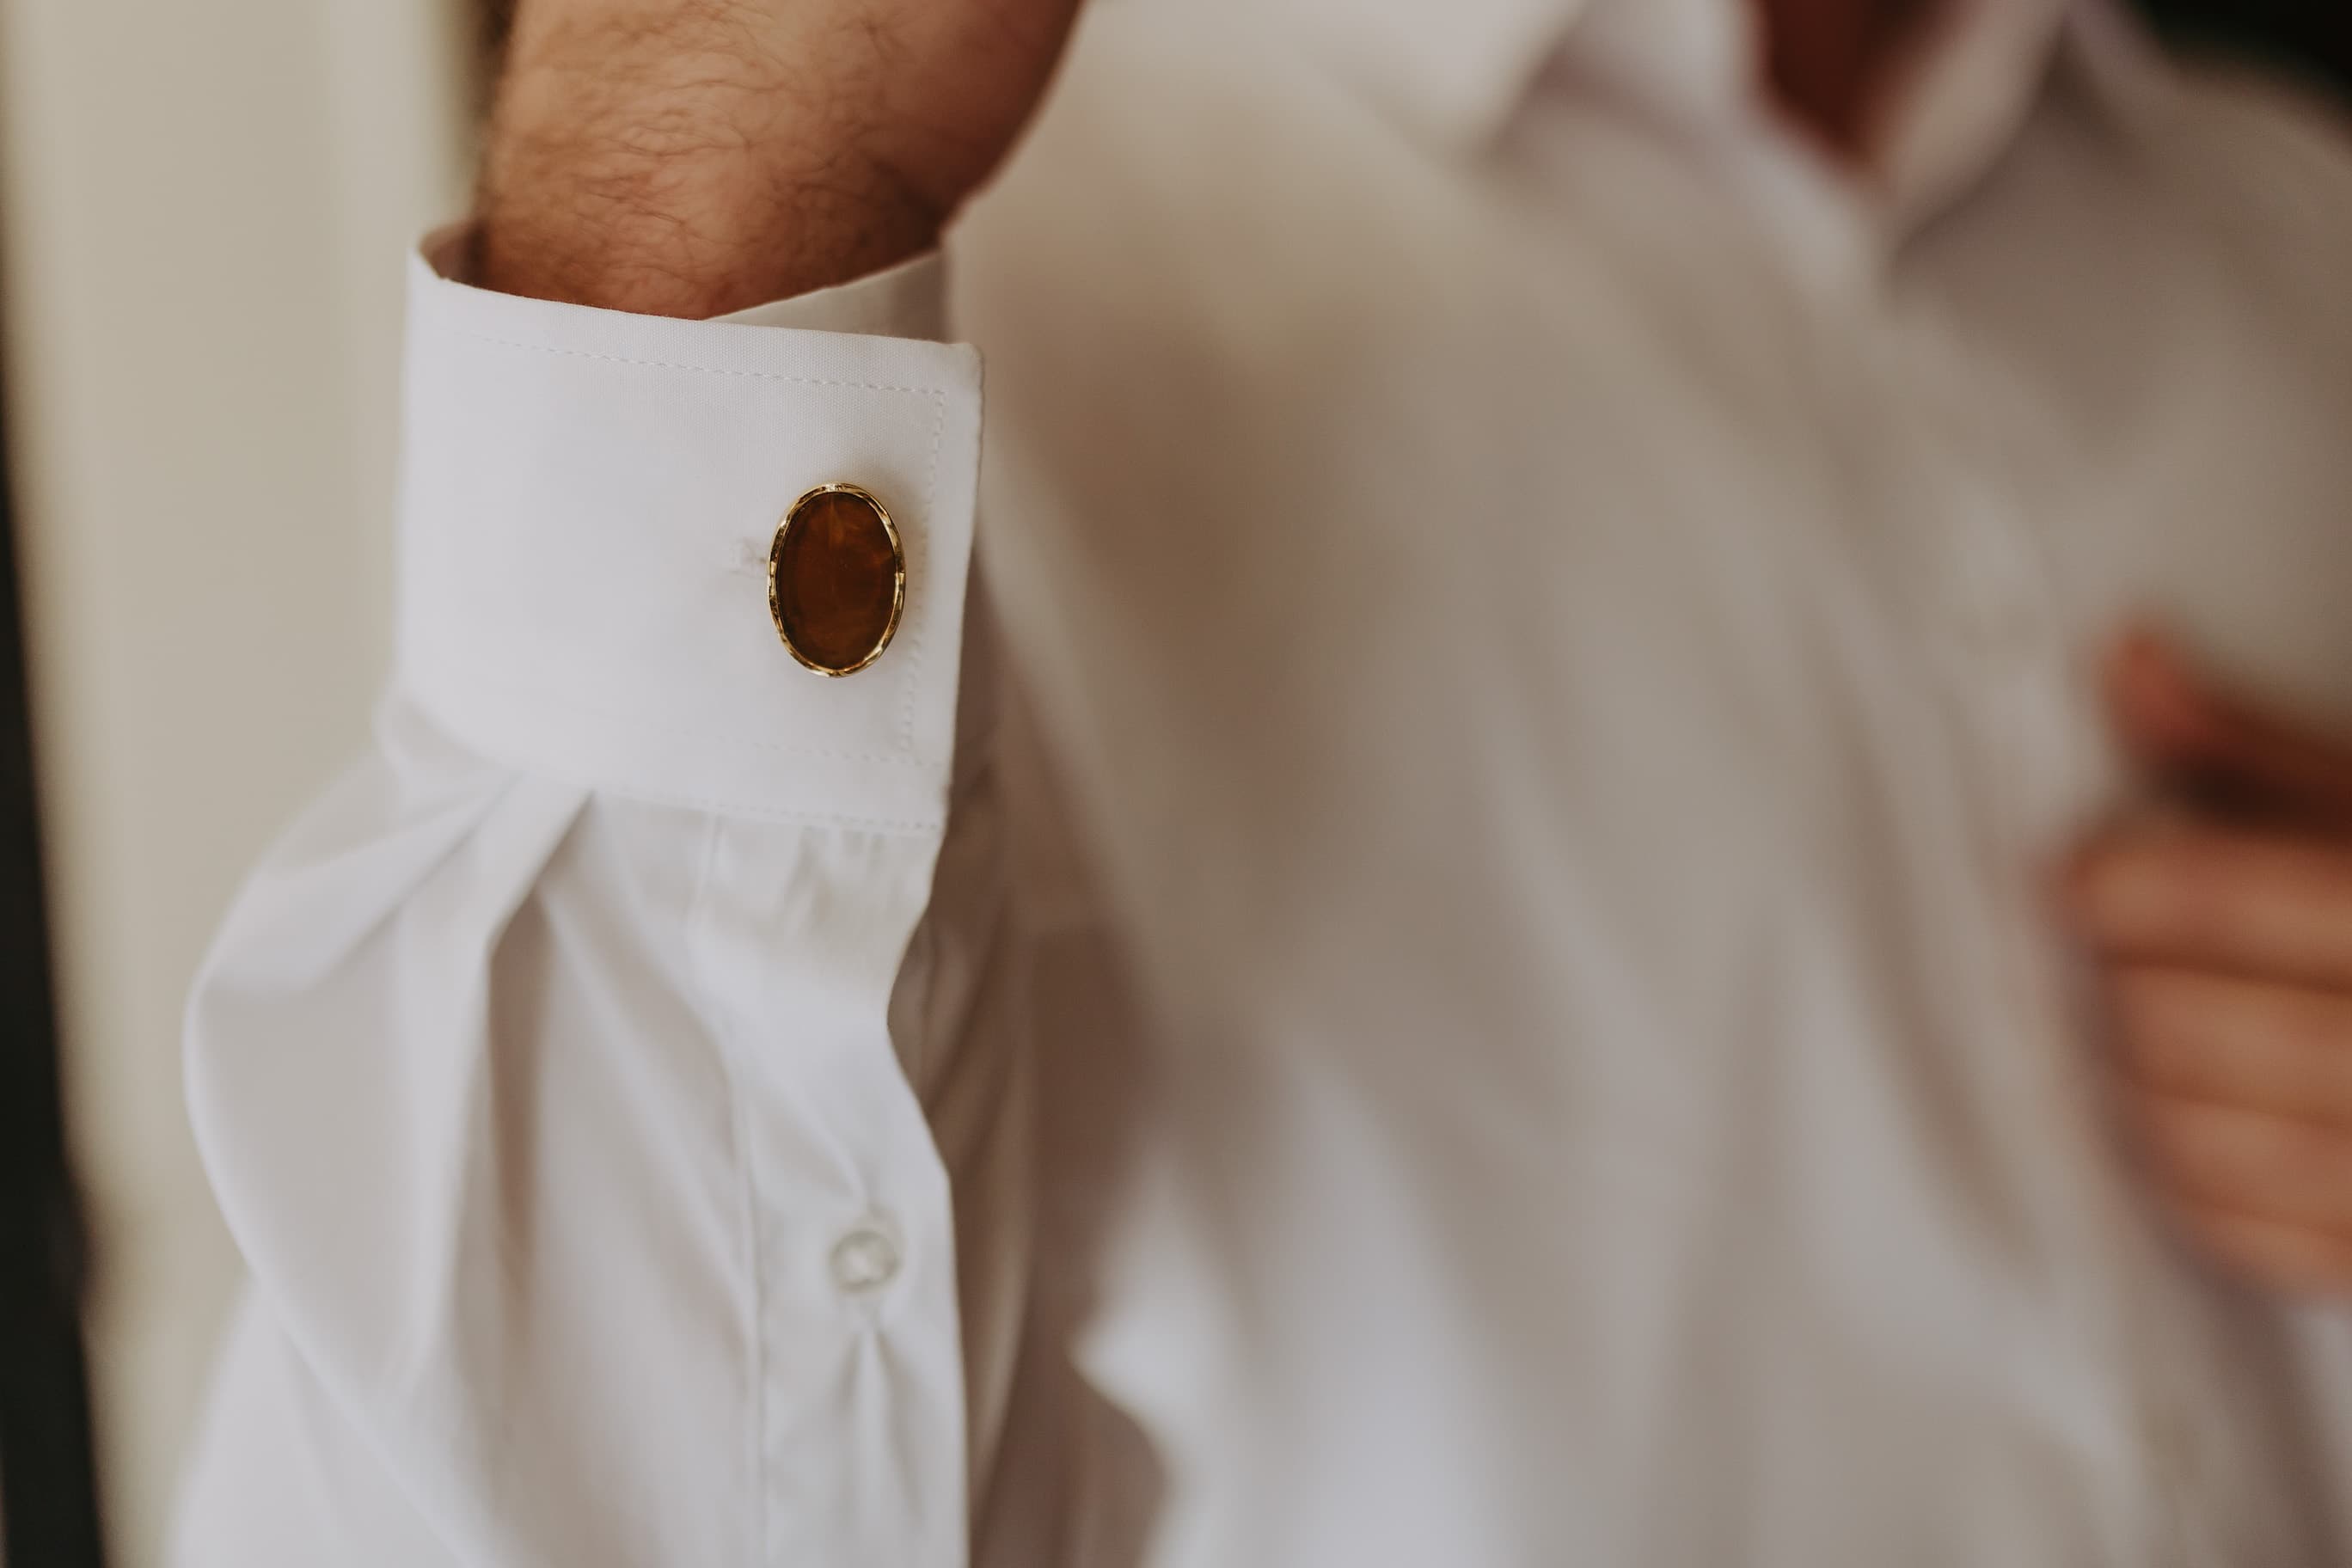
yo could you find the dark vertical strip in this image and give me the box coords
[0,334,107,1559]
[2136,0,2352,95]
[473,0,517,123]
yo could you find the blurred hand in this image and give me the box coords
[477,0,1085,315]
[2064,629,2352,1295]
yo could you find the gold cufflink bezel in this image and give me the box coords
[767,481,907,677]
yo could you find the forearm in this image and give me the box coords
[472,0,1077,318]
[478,4,940,315]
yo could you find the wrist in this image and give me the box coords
[475,14,944,317]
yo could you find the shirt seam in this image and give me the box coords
[415,658,931,767]
[682,816,771,1567]
[498,763,946,835]
[607,785,941,836]
[386,689,952,832]
[459,331,960,399]
[899,383,949,760]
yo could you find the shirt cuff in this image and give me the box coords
[716,248,951,339]
[393,230,983,832]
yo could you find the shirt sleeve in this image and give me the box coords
[172,235,988,1568]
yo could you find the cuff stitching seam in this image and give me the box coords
[462,332,959,399]
[900,372,949,757]
[416,658,930,765]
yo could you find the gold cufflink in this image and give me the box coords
[768,482,906,677]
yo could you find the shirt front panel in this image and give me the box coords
[951,9,2352,1565]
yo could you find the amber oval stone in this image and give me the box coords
[769,486,904,675]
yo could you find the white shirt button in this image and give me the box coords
[830,1222,902,1294]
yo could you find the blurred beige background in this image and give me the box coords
[0,1,474,1559]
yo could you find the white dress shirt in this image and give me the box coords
[174,0,2352,1564]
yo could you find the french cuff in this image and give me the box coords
[717,248,951,338]
[394,232,983,833]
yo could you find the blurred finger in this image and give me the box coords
[2112,965,2352,1128]
[2105,627,2352,830]
[2135,1092,2352,1234]
[2065,827,2352,989]
[2173,1201,2352,1298]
